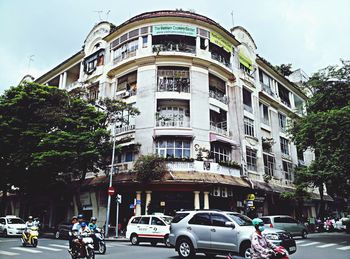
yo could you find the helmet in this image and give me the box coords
[90,217,97,222]
[252,218,264,226]
[28,216,33,220]
[78,214,84,220]
[81,222,87,227]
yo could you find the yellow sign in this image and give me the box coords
[239,52,253,70]
[210,31,233,53]
[247,194,255,201]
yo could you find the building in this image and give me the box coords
[14,10,333,227]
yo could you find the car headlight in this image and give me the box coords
[265,233,279,240]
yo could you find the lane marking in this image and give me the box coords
[317,243,337,248]
[295,240,306,244]
[337,245,350,251]
[299,242,320,246]
[11,247,42,253]
[0,250,20,256]
[37,246,62,251]
[49,244,68,248]
[107,243,129,247]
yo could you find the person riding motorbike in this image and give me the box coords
[24,216,34,239]
[251,218,277,259]
[88,217,97,232]
[68,216,78,251]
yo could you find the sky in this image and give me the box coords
[0,0,349,93]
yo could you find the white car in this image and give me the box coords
[126,214,173,247]
[0,215,26,236]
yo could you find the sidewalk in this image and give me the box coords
[105,236,128,242]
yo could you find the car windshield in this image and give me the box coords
[161,216,173,225]
[226,213,252,226]
[7,218,25,224]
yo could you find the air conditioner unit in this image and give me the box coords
[212,186,221,197]
[221,187,228,198]
[228,189,234,197]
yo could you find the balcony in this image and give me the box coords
[261,83,275,96]
[243,104,253,113]
[156,119,190,128]
[153,43,196,54]
[66,81,81,90]
[209,90,228,104]
[210,121,229,136]
[158,80,190,93]
[211,53,231,68]
[116,89,137,99]
[113,50,137,65]
[115,124,135,135]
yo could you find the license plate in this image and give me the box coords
[289,246,296,251]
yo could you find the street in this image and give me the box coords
[0,232,350,259]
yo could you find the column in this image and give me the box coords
[145,191,152,215]
[205,39,209,51]
[203,191,210,209]
[62,71,67,89]
[193,191,200,210]
[135,191,142,216]
[59,74,63,89]
[196,36,201,52]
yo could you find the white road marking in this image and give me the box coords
[317,243,337,248]
[337,245,350,251]
[49,244,68,248]
[107,243,129,247]
[11,247,42,253]
[0,250,20,256]
[299,242,320,246]
[295,240,306,244]
[37,246,62,251]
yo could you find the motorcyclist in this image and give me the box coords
[88,217,98,232]
[69,216,78,251]
[72,214,84,233]
[251,218,276,259]
[24,216,34,238]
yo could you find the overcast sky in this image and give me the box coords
[0,0,349,93]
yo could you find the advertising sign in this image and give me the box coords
[152,24,196,37]
[210,31,233,53]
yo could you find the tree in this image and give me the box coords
[289,60,350,218]
[275,63,293,77]
[133,154,167,183]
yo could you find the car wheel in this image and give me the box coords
[130,234,139,245]
[55,231,60,239]
[302,230,308,239]
[151,241,157,246]
[177,238,194,258]
[240,242,252,259]
[164,235,171,247]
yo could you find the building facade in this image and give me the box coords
[15,10,332,227]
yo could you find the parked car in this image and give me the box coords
[126,214,173,247]
[55,222,72,239]
[169,210,296,258]
[0,215,26,237]
[261,215,308,238]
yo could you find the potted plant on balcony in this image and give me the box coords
[263,173,272,183]
[262,137,275,153]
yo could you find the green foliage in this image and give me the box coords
[289,60,350,201]
[275,63,293,77]
[218,160,241,169]
[133,154,167,183]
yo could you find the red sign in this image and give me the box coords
[108,187,115,196]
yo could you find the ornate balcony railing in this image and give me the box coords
[115,124,135,134]
[210,121,229,136]
[209,90,228,104]
[156,119,190,128]
[158,80,190,93]
[153,43,196,54]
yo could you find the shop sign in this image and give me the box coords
[239,52,253,70]
[152,24,196,37]
[254,196,265,203]
[247,193,256,201]
[247,200,254,207]
[210,31,233,53]
[160,201,166,207]
[136,199,142,205]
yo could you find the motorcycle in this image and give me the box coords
[21,226,39,247]
[92,228,106,254]
[68,232,95,259]
[226,246,289,259]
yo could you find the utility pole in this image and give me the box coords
[230,11,235,28]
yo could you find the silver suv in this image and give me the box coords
[169,210,296,258]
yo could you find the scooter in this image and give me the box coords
[226,246,289,259]
[21,226,39,247]
[92,228,106,254]
[68,232,95,259]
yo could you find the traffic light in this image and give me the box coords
[116,194,122,204]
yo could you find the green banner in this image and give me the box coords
[239,52,253,70]
[152,24,196,37]
[210,31,233,53]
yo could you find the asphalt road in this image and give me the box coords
[0,232,349,259]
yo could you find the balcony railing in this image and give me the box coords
[116,89,137,99]
[153,43,196,54]
[211,53,231,68]
[209,90,228,104]
[261,83,275,96]
[210,121,229,136]
[156,119,190,128]
[115,124,135,134]
[243,104,253,113]
[158,80,190,93]
[66,81,81,90]
[113,50,137,64]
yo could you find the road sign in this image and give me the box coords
[136,199,141,205]
[116,194,122,204]
[108,187,115,196]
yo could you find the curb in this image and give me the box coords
[105,237,129,242]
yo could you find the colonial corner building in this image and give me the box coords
[12,10,333,228]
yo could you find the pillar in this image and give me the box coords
[196,36,201,52]
[135,191,142,216]
[203,191,210,209]
[145,191,152,215]
[62,71,67,89]
[59,74,63,89]
[193,191,200,210]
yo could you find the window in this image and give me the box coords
[200,37,206,50]
[263,154,275,176]
[278,113,287,132]
[211,143,231,162]
[83,49,105,75]
[142,36,148,48]
[151,217,165,226]
[117,71,137,92]
[188,213,211,225]
[280,137,289,155]
[113,39,138,63]
[139,217,150,225]
[157,67,190,92]
[282,161,293,181]
[246,147,257,171]
[156,106,190,127]
[0,218,5,224]
[209,74,227,103]
[211,213,230,227]
[125,152,133,162]
[244,117,255,137]
[243,88,253,112]
[172,213,189,223]
[297,147,304,162]
[259,69,274,95]
[130,217,141,224]
[87,83,99,101]
[294,94,304,115]
[261,217,271,224]
[278,84,291,107]
[156,139,191,158]
[260,103,269,125]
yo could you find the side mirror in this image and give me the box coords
[225,221,235,228]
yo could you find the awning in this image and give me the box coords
[309,192,334,202]
[210,132,237,146]
[154,129,193,138]
[239,52,253,70]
